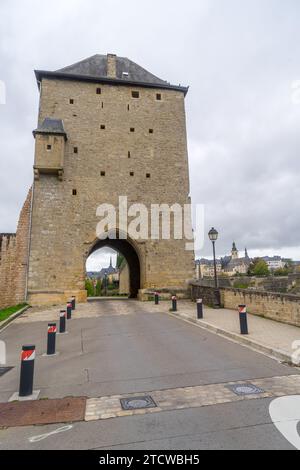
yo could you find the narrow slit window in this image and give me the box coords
[74,147,78,154]
[101,102,104,109]
[128,151,131,158]
[131,91,139,99]
[127,104,130,111]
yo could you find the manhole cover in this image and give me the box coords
[0,367,14,377]
[120,396,157,411]
[227,384,264,396]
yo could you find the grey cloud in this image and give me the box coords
[0,0,299,264]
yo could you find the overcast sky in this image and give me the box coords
[0,0,300,271]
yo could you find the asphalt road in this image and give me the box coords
[0,300,299,450]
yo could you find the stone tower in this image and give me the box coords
[231,242,239,260]
[27,53,195,305]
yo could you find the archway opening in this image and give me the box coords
[85,238,141,299]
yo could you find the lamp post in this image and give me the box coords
[208,227,219,289]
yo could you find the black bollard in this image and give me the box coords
[239,305,249,335]
[172,295,177,312]
[197,299,203,319]
[155,292,159,305]
[67,302,72,320]
[59,310,67,334]
[47,323,57,356]
[71,296,76,311]
[19,345,36,397]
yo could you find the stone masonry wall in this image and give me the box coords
[0,189,32,309]
[191,283,300,327]
[28,77,195,305]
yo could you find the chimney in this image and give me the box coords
[107,54,117,79]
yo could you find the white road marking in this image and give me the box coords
[29,425,73,443]
[269,396,300,450]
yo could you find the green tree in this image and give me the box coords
[85,279,94,297]
[117,253,125,268]
[95,279,102,296]
[248,258,269,276]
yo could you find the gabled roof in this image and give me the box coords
[35,54,189,95]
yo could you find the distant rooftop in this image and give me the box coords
[35,54,188,95]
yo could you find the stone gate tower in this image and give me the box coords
[27,53,195,305]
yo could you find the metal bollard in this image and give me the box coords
[47,323,57,356]
[239,305,249,335]
[172,295,177,312]
[155,292,159,305]
[197,299,203,319]
[59,310,67,334]
[67,302,72,320]
[19,345,36,397]
[71,296,76,311]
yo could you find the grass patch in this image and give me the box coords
[0,303,27,322]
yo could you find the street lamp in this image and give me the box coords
[208,227,219,289]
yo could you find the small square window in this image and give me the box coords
[156,93,162,101]
[130,172,134,177]
[74,147,78,154]
[130,128,135,133]
[146,173,151,179]
[47,144,52,151]
[96,87,101,95]
[101,171,106,177]
[72,189,77,196]
[100,125,106,130]
[149,129,154,134]
[69,99,74,104]
[132,91,139,99]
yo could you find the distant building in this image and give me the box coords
[98,257,119,284]
[261,256,285,271]
[196,259,222,279]
[221,244,251,276]
[195,243,251,279]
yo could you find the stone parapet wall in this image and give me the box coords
[191,282,300,327]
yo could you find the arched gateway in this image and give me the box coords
[88,235,141,299]
[25,53,195,306]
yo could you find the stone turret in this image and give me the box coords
[33,118,67,181]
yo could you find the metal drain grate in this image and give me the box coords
[227,383,265,396]
[120,396,157,411]
[0,367,14,378]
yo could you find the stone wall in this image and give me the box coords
[191,282,300,327]
[0,189,32,309]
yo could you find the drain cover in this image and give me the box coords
[227,384,264,396]
[120,396,157,411]
[0,367,14,378]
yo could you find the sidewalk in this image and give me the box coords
[170,302,300,364]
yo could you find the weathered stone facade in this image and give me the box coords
[0,189,32,309]
[26,54,195,306]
